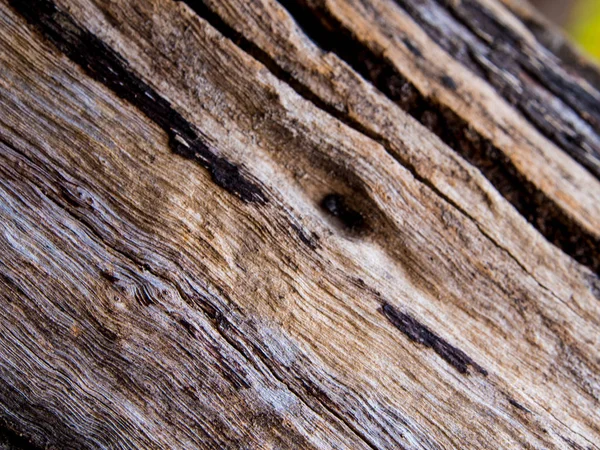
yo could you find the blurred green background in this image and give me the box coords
[568,0,600,61]
[532,0,600,61]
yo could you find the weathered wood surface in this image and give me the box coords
[0,0,599,448]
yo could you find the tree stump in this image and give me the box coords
[0,0,599,448]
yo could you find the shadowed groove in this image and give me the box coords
[173,0,600,281]
[269,0,600,275]
[381,303,488,375]
[390,0,600,181]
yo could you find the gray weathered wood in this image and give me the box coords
[0,0,599,448]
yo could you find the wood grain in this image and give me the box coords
[0,0,598,448]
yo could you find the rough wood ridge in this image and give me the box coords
[0,0,599,448]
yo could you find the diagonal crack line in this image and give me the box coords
[271,0,600,275]
[177,0,581,312]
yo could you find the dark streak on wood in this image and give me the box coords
[290,223,320,250]
[559,434,591,450]
[440,75,457,90]
[9,0,267,205]
[381,303,488,375]
[177,318,197,338]
[401,37,422,57]
[507,397,530,413]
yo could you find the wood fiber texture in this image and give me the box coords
[0,0,599,448]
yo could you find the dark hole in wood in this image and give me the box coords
[321,193,366,232]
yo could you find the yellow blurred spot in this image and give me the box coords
[568,0,600,61]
